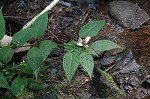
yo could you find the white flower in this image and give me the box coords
[77,36,91,48]
[85,36,91,44]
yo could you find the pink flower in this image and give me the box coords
[77,36,91,48]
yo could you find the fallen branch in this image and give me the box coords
[0,0,59,52]
[22,0,59,29]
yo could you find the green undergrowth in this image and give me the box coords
[0,7,122,98]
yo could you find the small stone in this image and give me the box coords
[100,56,116,66]
[142,77,150,89]
[120,60,141,74]
[76,92,91,99]
[124,85,129,90]
[128,60,141,74]
[65,8,73,14]
[50,48,62,57]
[141,87,150,94]
[67,17,74,22]
[130,77,139,87]
[30,3,40,10]
[38,93,57,99]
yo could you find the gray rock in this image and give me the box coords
[120,60,141,74]
[119,60,141,74]
[142,77,150,89]
[38,93,58,99]
[130,76,140,87]
[76,92,91,99]
[100,56,116,66]
[109,1,150,29]
[109,48,124,56]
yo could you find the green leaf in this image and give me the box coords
[0,72,10,89]
[39,40,57,61]
[79,51,94,78]
[30,82,49,91]
[0,8,5,40]
[63,51,80,81]
[22,76,27,88]
[79,20,105,38]
[27,47,43,79]
[64,41,82,54]
[87,48,98,57]
[91,40,121,51]
[0,46,13,64]
[22,65,33,74]
[31,12,48,39]
[11,77,25,97]
[12,28,32,45]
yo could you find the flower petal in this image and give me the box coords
[78,38,83,43]
[85,36,91,44]
[77,42,83,46]
[86,45,89,48]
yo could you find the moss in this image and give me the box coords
[99,69,125,99]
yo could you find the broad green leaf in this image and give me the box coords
[0,46,13,64]
[27,47,43,79]
[0,72,10,89]
[22,65,33,74]
[12,28,32,45]
[79,20,105,38]
[30,82,49,90]
[11,77,25,97]
[22,76,27,87]
[31,12,48,39]
[63,51,80,81]
[39,40,57,61]
[64,41,82,52]
[91,40,121,51]
[87,48,98,57]
[0,8,5,40]
[79,51,94,78]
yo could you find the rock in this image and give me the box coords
[120,60,141,74]
[93,68,125,98]
[141,87,150,94]
[142,77,150,89]
[38,93,58,99]
[109,1,150,29]
[100,56,116,66]
[50,48,62,57]
[30,3,40,10]
[113,49,141,74]
[130,76,139,87]
[128,60,141,74]
[109,48,124,56]
[119,60,141,74]
[76,92,91,99]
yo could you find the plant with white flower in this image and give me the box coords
[77,36,91,48]
[63,20,122,81]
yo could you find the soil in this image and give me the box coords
[0,0,150,99]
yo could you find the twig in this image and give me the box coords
[105,64,116,72]
[81,12,90,24]
[22,0,59,29]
